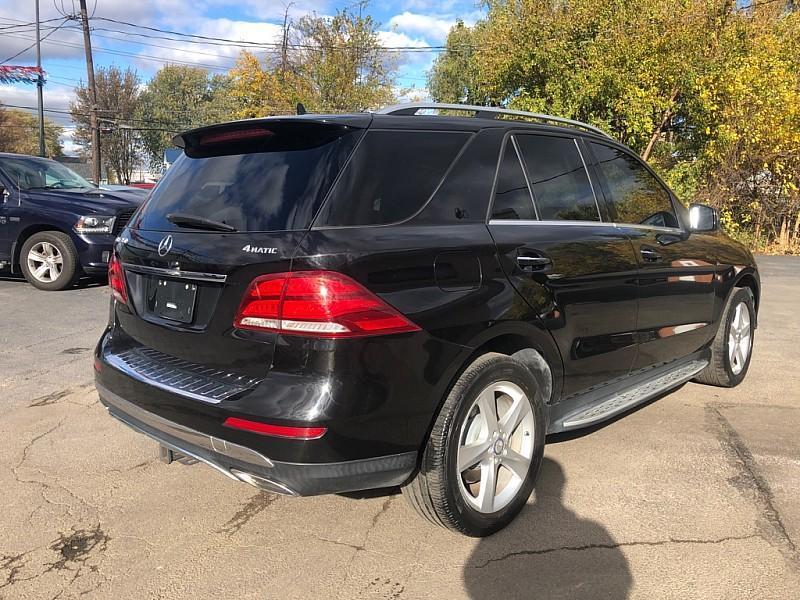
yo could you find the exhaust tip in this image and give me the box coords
[231,469,297,496]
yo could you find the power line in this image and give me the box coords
[0,17,63,31]
[86,16,448,53]
[0,19,69,65]
[1,32,237,71]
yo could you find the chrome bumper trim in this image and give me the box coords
[98,382,273,469]
[122,262,227,283]
[97,382,418,496]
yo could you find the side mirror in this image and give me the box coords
[689,203,718,232]
[0,186,8,204]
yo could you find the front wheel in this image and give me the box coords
[403,353,546,536]
[694,287,756,387]
[19,231,79,291]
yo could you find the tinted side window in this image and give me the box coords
[491,140,535,220]
[516,135,599,221]
[318,130,470,226]
[590,142,678,228]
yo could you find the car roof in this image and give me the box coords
[0,152,55,159]
[177,111,612,143]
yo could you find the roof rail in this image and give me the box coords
[377,102,612,139]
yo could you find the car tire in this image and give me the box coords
[694,287,755,388]
[403,352,546,537]
[19,231,80,291]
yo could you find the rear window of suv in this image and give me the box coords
[315,130,471,227]
[135,124,360,233]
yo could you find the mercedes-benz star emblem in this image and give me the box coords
[157,235,173,257]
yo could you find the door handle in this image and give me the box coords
[516,255,552,270]
[640,247,661,262]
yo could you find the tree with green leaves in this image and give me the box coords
[229,7,396,117]
[137,65,234,170]
[70,66,141,184]
[428,0,800,253]
[0,106,63,157]
[293,8,396,112]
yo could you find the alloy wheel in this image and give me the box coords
[457,381,535,513]
[728,301,751,375]
[26,241,64,283]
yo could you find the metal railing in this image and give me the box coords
[377,102,612,139]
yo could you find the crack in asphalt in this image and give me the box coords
[313,536,366,552]
[471,534,762,568]
[29,384,94,408]
[11,418,101,528]
[0,551,34,589]
[13,420,67,473]
[217,492,278,537]
[706,405,800,567]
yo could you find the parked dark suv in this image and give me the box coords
[0,153,142,290]
[94,103,759,536]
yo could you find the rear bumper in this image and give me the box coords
[96,382,417,496]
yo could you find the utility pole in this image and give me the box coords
[34,0,45,157]
[78,0,101,184]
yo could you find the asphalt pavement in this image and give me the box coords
[0,256,798,599]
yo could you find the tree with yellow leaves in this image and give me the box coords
[228,7,395,118]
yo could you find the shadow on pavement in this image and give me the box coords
[463,457,632,599]
[0,270,107,289]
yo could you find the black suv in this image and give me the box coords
[94,103,759,536]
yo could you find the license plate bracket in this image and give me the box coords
[150,278,197,324]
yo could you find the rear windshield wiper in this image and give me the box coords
[167,212,237,232]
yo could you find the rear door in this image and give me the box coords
[488,132,640,399]
[586,140,717,369]
[112,118,366,377]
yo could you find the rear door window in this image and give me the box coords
[515,134,600,222]
[490,139,536,221]
[316,130,470,227]
[589,142,679,228]
[135,125,360,232]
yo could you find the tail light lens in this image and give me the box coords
[234,271,420,338]
[223,417,326,439]
[108,253,128,304]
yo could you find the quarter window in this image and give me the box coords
[589,142,678,228]
[317,130,470,227]
[491,140,535,220]
[515,135,599,222]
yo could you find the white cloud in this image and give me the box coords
[377,29,433,68]
[60,127,79,156]
[387,12,457,44]
[400,0,462,11]
[0,82,75,123]
[128,18,283,71]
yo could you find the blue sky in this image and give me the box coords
[0,0,484,154]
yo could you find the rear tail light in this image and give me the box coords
[223,417,326,440]
[108,253,128,304]
[233,271,420,338]
[200,128,273,145]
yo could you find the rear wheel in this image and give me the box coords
[694,287,755,387]
[403,353,546,536]
[19,231,79,291]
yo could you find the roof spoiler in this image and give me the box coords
[172,115,372,153]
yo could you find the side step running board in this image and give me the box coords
[559,359,708,431]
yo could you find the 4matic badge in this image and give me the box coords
[242,244,277,254]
